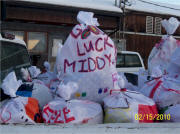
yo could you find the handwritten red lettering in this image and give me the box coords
[96,56,105,70]
[88,57,97,72]
[95,38,103,52]
[77,42,85,56]
[78,59,88,72]
[43,105,54,117]
[64,59,76,73]
[0,109,11,123]
[104,54,112,66]
[63,107,75,123]
[104,36,113,50]
[84,41,94,52]
[54,110,64,123]
[71,28,82,39]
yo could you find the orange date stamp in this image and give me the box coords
[135,114,171,121]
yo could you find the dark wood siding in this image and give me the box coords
[124,12,180,67]
[125,34,162,68]
[125,14,146,33]
[5,5,118,29]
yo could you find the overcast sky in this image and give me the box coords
[150,0,180,5]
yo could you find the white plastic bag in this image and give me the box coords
[148,17,180,75]
[42,99,103,124]
[138,69,150,89]
[54,43,63,75]
[139,76,180,108]
[21,68,32,82]
[0,97,41,124]
[57,81,79,100]
[28,66,41,78]
[103,89,158,123]
[1,71,22,97]
[164,104,180,122]
[56,11,118,103]
[151,66,163,78]
[44,61,51,72]
[118,72,139,91]
[161,17,180,35]
[31,80,54,110]
[170,46,180,66]
[77,11,99,26]
[166,46,180,80]
[167,63,180,80]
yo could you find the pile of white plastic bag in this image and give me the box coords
[0,72,42,124]
[2,12,180,124]
[139,17,180,122]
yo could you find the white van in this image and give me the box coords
[116,51,145,74]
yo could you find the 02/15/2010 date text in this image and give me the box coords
[135,114,171,121]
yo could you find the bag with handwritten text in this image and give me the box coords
[0,72,42,124]
[42,98,103,124]
[55,11,118,103]
[148,17,180,75]
[0,97,42,124]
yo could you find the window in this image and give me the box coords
[125,54,142,67]
[0,41,31,83]
[146,16,153,33]
[27,32,47,53]
[4,31,24,41]
[116,53,125,68]
[154,17,162,34]
[116,54,142,68]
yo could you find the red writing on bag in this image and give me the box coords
[64,34,115,73]
[43,105,75,123]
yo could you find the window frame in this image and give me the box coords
[154,17,162,35]
[146,16,154,34]
[27,32,48,54]
[116,54,142,68]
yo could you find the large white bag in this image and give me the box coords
[166,47,180,80]
[42,98,103,124]
[164,104,180,122]
[28,66,41,78]
[103,89,158,123]
[56,11,117,102]
[16,80,54,110]
[139,76,180,108]
[1,71,22,97]
[0,97,42,124]
[31,80,54,110]
[169,46,180,66]
[148,17,180,75]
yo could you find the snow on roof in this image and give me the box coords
[19,0,122,13]
[125,0,180,17]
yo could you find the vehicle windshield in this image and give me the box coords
[0,41,31,84]
[116,53,142,68]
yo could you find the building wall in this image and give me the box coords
[2,1,180,69]
[2,1,119,69]
[124,12,180,68]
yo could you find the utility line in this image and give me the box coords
[136,0,180,11]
